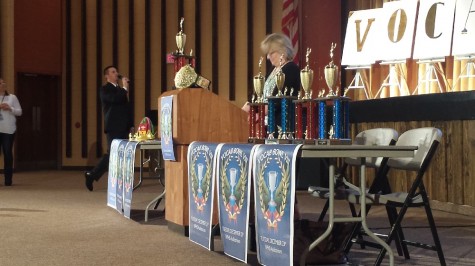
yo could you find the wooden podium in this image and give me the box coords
[157,88,249,234]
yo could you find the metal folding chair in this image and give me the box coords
[346,127,446,265]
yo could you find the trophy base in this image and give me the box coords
[314,138,352,145]
[248,138,266,144]
[265,139,293,144]
[293,139,321,145]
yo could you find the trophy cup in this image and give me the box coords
[248,57,267,143]
[301,48,314,100]
[253,57,265,103]
[176,17,186,55]
[324,43,338,97]
[275,55,286,96]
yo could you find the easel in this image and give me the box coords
[374,60,408,98]
[412,58,446,95]
[453,55,475,90]
[345,65,371,99]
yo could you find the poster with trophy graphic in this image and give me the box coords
[115,140,128,214]
[216,144,256,263]
[188,142,219,250]
[252,144,301,266]
[123,141,139,219]
[107,139,125,209]
[160,95,175,161]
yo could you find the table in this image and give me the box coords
[130,140,165,222]
[299,145,417,266]
[133,140,163,191]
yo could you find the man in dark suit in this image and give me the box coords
[85,65,133,191]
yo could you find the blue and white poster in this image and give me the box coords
[252,144,301,266]
[216,143,256,263]
[188,141,218,250]
[160,95,175,161]
[123,141,139,219]
[115,140,128,214]
[107,139,125,209]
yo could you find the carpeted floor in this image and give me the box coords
[1,170,475,265]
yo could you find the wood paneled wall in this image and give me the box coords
[61,0,282,166]
[0,0,14,84]
[350,120,475,209]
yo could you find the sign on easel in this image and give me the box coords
[341,8,381,66]
[375,0,419,62]
[453,0,475,57]
[413,0,456,60]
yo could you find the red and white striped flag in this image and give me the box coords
[282,0,299,63]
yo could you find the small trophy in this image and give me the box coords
[300,48,314,99]
[176,17,186,54]
[324,43,338,97]
[253,57,265,103]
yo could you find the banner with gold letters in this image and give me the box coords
[115,140,128,214]
[252,144,301,266]
[160,95,175,161]
[216,143,256,263]
[123,141,139,219]
[188,141,219,250]
[107,139,125,209]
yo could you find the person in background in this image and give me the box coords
[84,66,133,191]
[0,78,22,186]
[242,32,301,129]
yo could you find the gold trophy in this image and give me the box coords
[275,54,286,96]
[324,43,338,96]
[253,57,265,103]
[176,17,186,54]
[300,48,314,99]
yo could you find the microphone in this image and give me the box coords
[118,74,132,84]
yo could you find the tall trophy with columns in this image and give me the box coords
[294,48,317,144]
[315,43,351,144]
[266,54,296,143]
[248,57,267,143]
[171,18,195,74]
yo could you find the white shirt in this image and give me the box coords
[0,94,22,134]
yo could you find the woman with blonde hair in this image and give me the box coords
[242,33,301,124]
[260,32,300,99]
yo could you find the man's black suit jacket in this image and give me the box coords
[100,82,133,134]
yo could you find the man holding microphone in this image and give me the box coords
[85,65,133,191]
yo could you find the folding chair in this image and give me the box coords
[346,127,446,265]
[308,128,399,222]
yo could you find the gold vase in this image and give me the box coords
[176,32,186,55]
[324,65,338,96]
[176,18,186,54]
[253,74,265,102]
[300,67,313,99]
[275,71,285,96]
